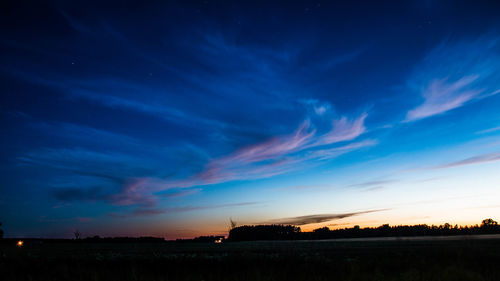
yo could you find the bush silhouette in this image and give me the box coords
[228,225,301,241]
[481,218,498,227]
[480,218,499,233]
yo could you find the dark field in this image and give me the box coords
[2,236,500,281]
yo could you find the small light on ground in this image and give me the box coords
[17,240,24,247]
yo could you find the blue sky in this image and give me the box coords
[1,0,500,238]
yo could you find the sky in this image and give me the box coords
[1,0,500,239]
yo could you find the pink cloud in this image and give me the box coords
[405,76,481,122]
[115,113,372,206]
[196,157,299,186]
[404,36,500,122]
[434,152,500,169]
[110,178,158,206]
[217,120,315,164]
[476,125,500,135]
[190,114,368,186]
[309,139,378,160]
[313,113,367,146]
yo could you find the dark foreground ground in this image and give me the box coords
[2,235,500,281]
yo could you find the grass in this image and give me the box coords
[1,237,500,280]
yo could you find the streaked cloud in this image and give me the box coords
[216,120,315,165]
[158,188,201,199]
[404,36,500,122]
[405,75,481,121]
[476,125,500,135]
[38,216,93,223]
[260,209,389,226]
[299,99,333,116]
[52,187,111,203]
[97,113,374,208]
[18,147,159,207]
[57,9,91,33]
[125,113,373,192]
[109,208,165,218]
[347,179,398,188]
[313,113,367,146]
[308,139,377,161]
[2,69,230,131]
[283,184,334,191]
[110,201,260,218]
[434,152,500,169]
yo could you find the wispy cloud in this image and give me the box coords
[109,208,165,218]
[347,179,397,188]
[201,32,294,70]
[38,216,93,223]
[103,113,374,207]
[404,36,500,122]
[3,68,230,131]
[299,99,333,116]
[110,178,158,207]
[129,113,372,190]
[52,186,111,203]
[110,201,260,218]
[476,125,500,135]
[434,152,500,169]
[216,120,315,165]
[33,121,142,149]
[320,48,367,70]
[158,188,201,199]
[17,148,146,176]
[18,147,161,207]
[259,209,389,226]
[405,75,481,121]
[57,9,91,33]
[18,111,373,212]
[283,184,334,191]
[67,81,229,130]
[308,139,377,161]
[313,113,367,146]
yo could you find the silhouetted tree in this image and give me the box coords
[74,229,81,239]
[228,225,301,241]
[224,219,500,242]
[481,218,498,227]
[0,221,3,239]
[481,218,499,233]
[313,227,330,233]
[312,227,331,239]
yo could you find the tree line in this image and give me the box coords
[226,218,500,242]
[1,219,498,243]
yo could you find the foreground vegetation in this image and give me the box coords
[1,236,500,281]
